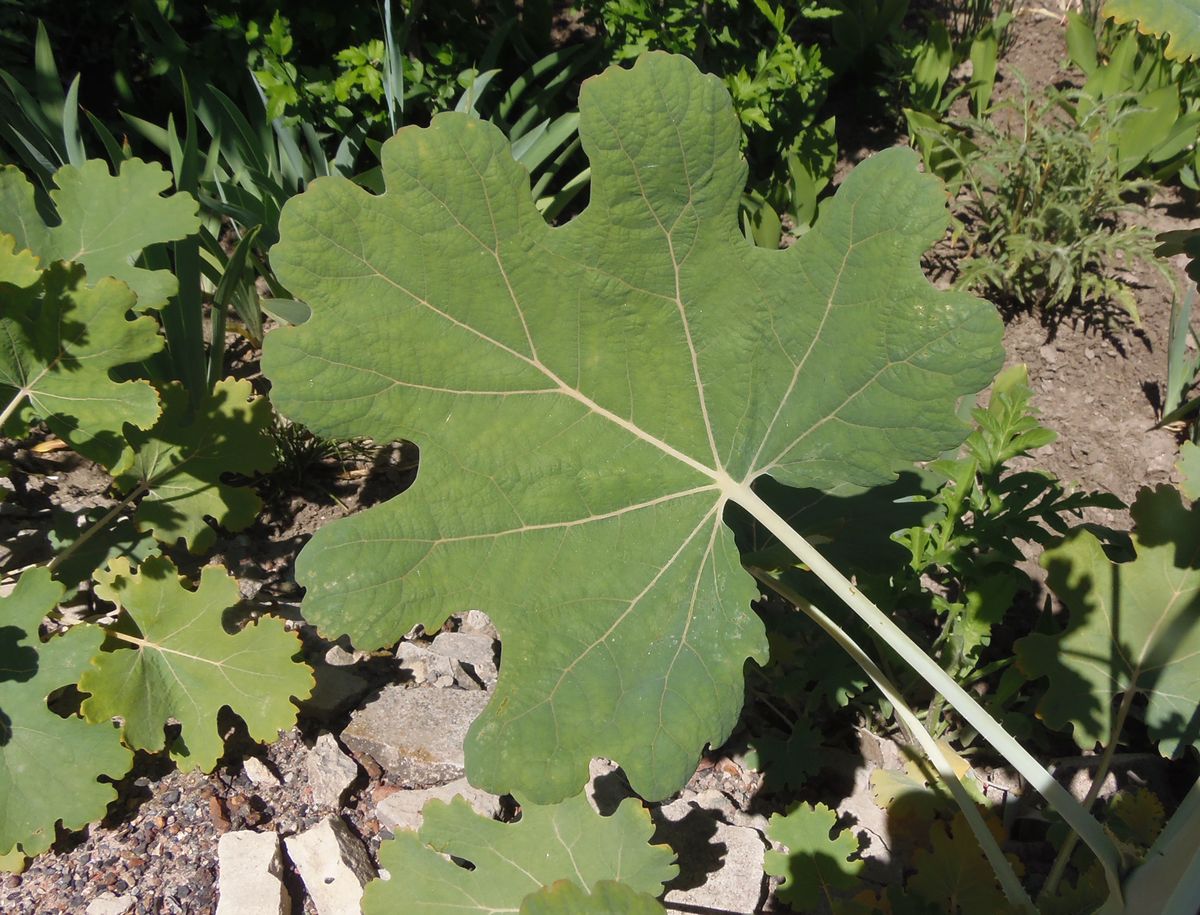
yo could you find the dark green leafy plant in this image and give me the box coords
[265,51,1200,908]
[1066,13,1200,186]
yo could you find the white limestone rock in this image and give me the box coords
[284,816,376,915]
[216,830,289,915]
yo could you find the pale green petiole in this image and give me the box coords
[728,479,1125,903]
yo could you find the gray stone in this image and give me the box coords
[375,778,503,833]
[657,798,767,914]
[455,609,499,640]
[395,640,457,687]
[430,631,498,689]
[242,756,280,788]
[216,830,289,915]
[306,733,359,807]
[85,894,135,915]
[284,816,376,915]
[342,686,490,786]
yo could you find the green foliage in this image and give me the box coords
[1066,14,1200,185]
[1104,0,1200,62]
[362,794,676,913]
[0,159,199,311]
[0,261,162,469]
[1017,486,1200,757]
[520,880,666,913]
[908,813,1018,912]
[929,84,1170,322]
[1180,441,1200,499]
[83,556,313,771]
[763,801,864,910]
[586,0,835,227]
[262,53,1002,803]
[1161,288,1200,438]
[115,378,276,553]
[0,568,133,857]
[890,365,1120,686]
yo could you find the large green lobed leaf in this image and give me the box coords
[263,53,1002,802]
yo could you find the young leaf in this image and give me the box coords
[82,556,313,771]
[362,793,676,914]
[0,160,199,310]
[0,569,133,856]
[0,263,162,469]
[908,813,1020,913]
[763,802,864,910]
[115,378,277,553]
[263,52,1002,802]
[0,232,40,287]
[1016,486,1200,757]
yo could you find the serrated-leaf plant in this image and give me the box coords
[258,51,1200,909]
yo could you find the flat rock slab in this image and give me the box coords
[306,733,359,807]
[375,777,502,834]
[430,631,499,689]
[284,816,376,915]
[216,830,289,915]
[656,798,767,914]
[342,686,490,786]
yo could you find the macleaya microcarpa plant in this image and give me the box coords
[260,52,1189,909]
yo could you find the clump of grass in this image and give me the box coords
[936,84,1173,324]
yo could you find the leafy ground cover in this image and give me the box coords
[0,4,1198,914]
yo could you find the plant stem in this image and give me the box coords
[728,480,1124,901]
[0,390,29,432]
[1040,681,1141,901]
[47,481,149,574]
[748,565,1035,912]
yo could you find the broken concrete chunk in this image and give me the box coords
[85,894,135,915]
[216,830,289,915]
[375,777,503,833]
[284,816,376,915]
[430,631,498,689]
[657,798,767,915]
[395,639,457,687]
[306,732,359,807]
[242,755,281,788]
[342,685,490,786]
[455,609,499,640]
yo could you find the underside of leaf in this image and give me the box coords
[263,52,1002,802]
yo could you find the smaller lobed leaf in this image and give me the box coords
[83,556,313,771]
[0,262,162,470]
[764,801,864,911]
[362,793,677,914]
[1016,485,1200,756]
[0,232,39,288]
[907,813,1020,914]
[0,569,133,857]
[0,160,199,310]
[116,378,277,553]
